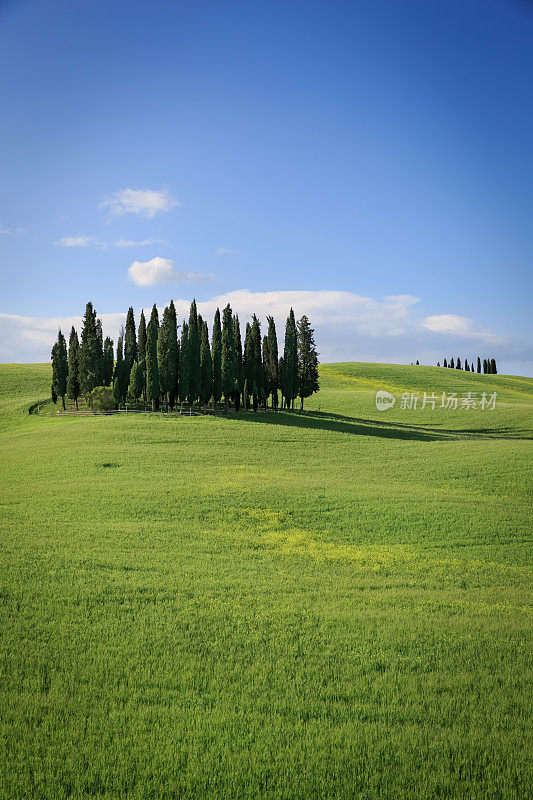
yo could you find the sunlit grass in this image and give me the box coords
[0,362,531,799]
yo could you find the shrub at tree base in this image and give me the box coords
[88,386,116,411]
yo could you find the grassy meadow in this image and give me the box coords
[0,361,531,799]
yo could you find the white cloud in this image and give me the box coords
[55,235,107,249]
[0,226,25,235]
[99,188,179,218]
[114,238,167,248]
[1,291,531,374]
[0,311,126,362]
[422,314,506,343]
[128,257,214,287]
[217,248,243,255]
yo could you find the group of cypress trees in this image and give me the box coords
[51,301,320,413]
[437,356,497,374]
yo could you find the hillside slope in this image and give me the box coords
[0,362,531,799]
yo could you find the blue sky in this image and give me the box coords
[1,0,532,373]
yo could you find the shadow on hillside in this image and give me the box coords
[228,409,532,442]
[229,409,452,442]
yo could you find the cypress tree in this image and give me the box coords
[79,302,101,395]
[146,313,160,412]
[456,357,461,369]
[282,308,298,409]
[169,301,179,409]
[465,360,470,371]
[443,358,447,368]
[483,358,487,374]
[450,358,454,369]
[128,361,144,401]
[200,320,213,412]
[212,308,222,412]
[278,356,285,407]
[265,316,279,408]
[243,322,253,411]
[187,300,201,411]
[477,356,481,374]
[491,358,497,374]
[138,309,147,401]
[233,315,244,412]
[51,329,68,410]
[113,330,127,407]
[221,304,235,412]
[124,307,137,381]
[437,361,440,367]
[157,304,178,411]
[297,315,319,411]
[96,318,104,385]
[102,337,114,386]
[250,315,262,411]
[262,334,271,409]
[179,322,189,413]
[67,326,80,410]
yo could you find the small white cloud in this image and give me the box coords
[217,248,243,255]
[114,238,167,248]
[0,226,25,235]
[100,188,179,219]
[128,256,214,287]
[422,314,506,344]
[55,235,107,249]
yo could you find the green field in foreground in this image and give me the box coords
[0,361,532,799]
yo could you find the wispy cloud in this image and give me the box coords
[114,238,167,248]
[99,188,179,219]
[1,291,530,372]
[55,235,107,249]
[216,248,243,255]
[128,256,214,287]
[0,226,26,235]
[422,314,506,343]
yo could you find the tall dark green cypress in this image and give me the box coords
[51,329,68,410]
[233,315,244,411]
[146,311,160,412]
[67,326,80,410]
[113,331,126,407]
[264,316,278,409]
[168,300,179,409]
[450,357,455,369]
[282,308,298,409]
[212,308,222,412]
[221,304,235,412]
[297,315,319,411]
[79,302,100,395]
[200,320,213,412]
[477,356,481,374]
[250,315,262,411]
[179,322,189,412]
[138,309,147,401]
[456,357,461,370]
[96,318,104,385]
[124,307,137,381]
[243,322,253,410]
[157,303,177,410]
[187,300,201,411]
[443,358,447,368]
[491,358,497,374]
[103,337,114,386]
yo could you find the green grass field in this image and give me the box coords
[0,361,531,799]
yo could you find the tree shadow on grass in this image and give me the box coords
[227,409,531,442]
[228,409,453,442]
